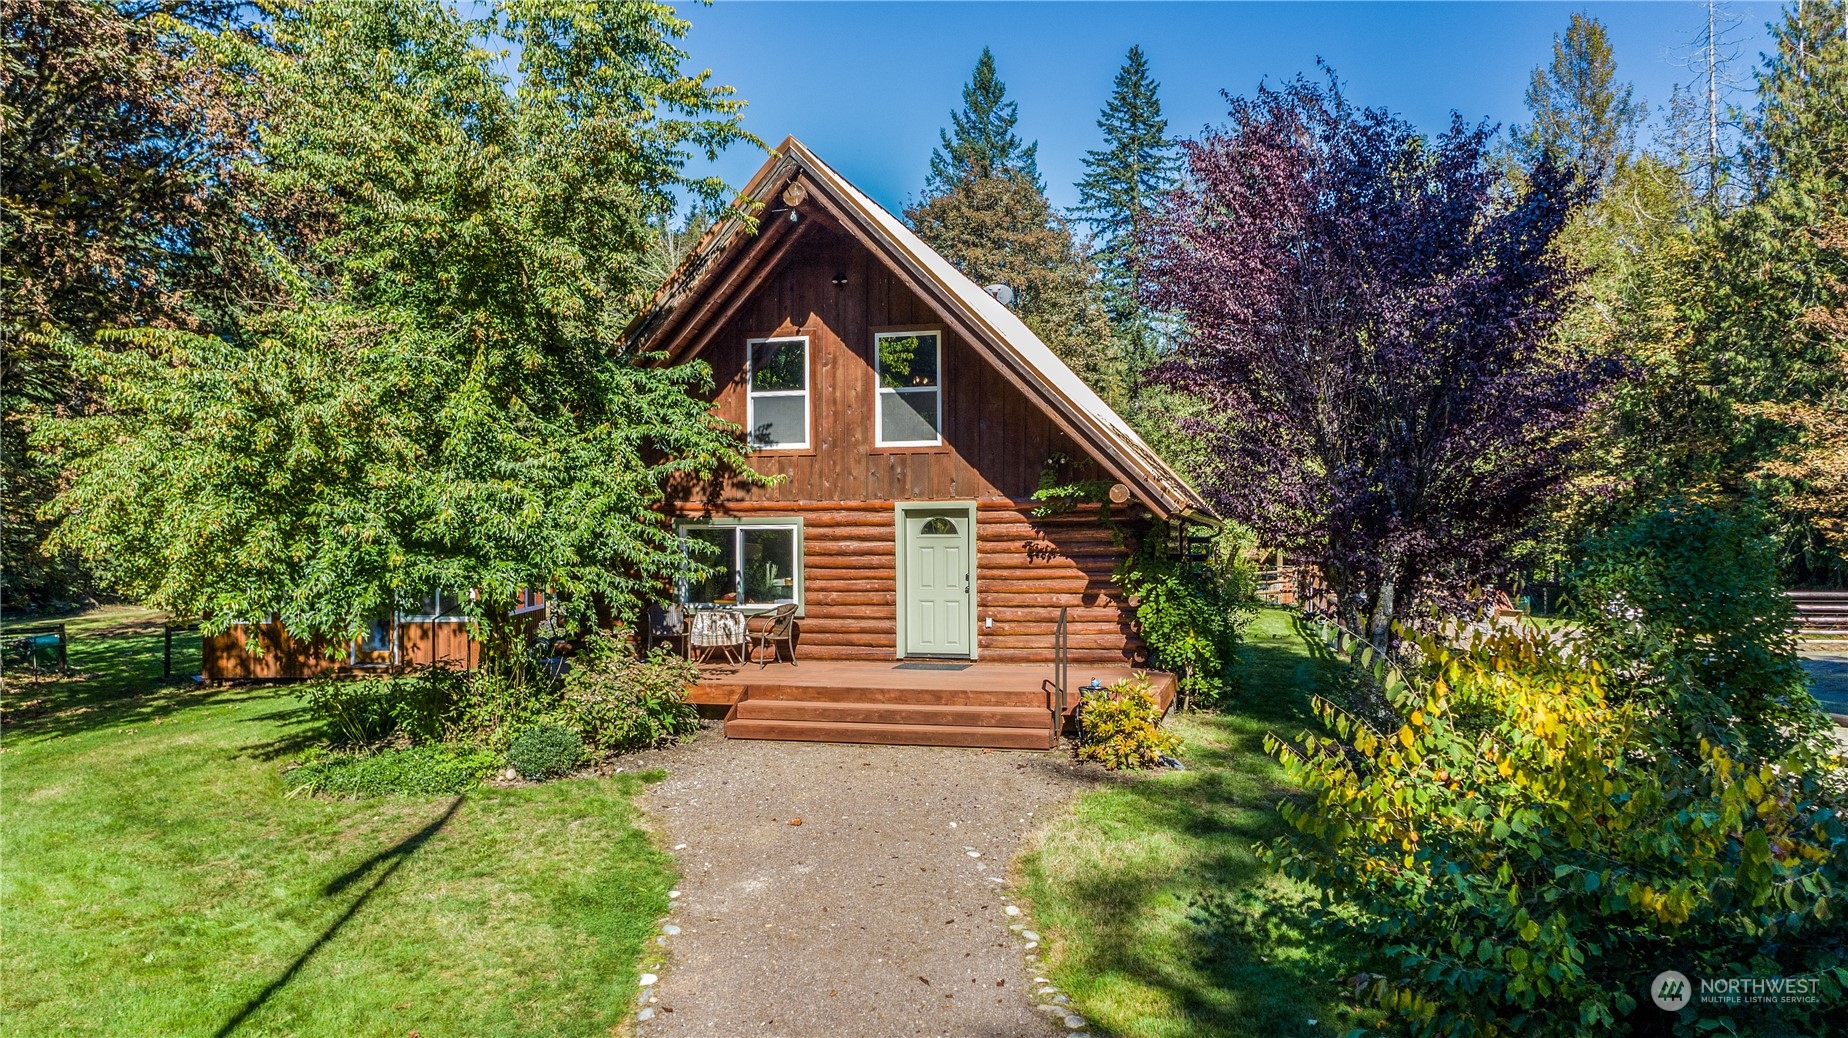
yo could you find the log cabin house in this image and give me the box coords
[637,138,1213,747]
[204,137,1213,749]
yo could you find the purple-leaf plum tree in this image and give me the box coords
[1144,72,1618,646]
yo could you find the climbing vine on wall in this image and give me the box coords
[1117,521,1255,708]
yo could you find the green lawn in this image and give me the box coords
[2,607,673,1037]
[1020,607,1353,1038]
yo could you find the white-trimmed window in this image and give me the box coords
[677,520,803,611]
[746,336,809,449]
[351,615,396,666]
[402,587,467,622]
[874,330,942,446]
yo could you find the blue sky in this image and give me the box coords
[668,1,1782,214]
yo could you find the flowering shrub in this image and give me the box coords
[1076,676,1181,770]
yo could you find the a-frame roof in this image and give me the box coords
[625,136,1212,522]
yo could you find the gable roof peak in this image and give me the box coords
[628,136,1212,522]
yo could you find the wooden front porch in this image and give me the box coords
[688,659,1177,750]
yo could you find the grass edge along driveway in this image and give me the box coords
[2,607,674,1038]
[1018,607,1351,1038]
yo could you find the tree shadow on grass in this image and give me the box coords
[1,624,219,743]
[231,704,326,762]
[1065,769,1338,1037]
[1050,611,1356,1038]
[212,796,465,1038]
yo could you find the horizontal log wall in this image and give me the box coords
[673,499,1149,665]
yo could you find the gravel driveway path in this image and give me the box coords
[627,732,1107,1038]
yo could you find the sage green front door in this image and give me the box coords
[901,507,973,657]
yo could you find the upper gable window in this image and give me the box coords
[874,331,942,446]
[747,336,809,449]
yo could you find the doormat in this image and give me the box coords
[894,662,973,671]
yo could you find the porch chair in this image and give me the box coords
[748,602,800,668]
[643,603,688,657]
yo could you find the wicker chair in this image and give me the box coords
[748,602,800,668]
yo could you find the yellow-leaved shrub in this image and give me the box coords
[1076,675,1181,770]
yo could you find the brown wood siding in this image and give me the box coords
[204,618,484,680]
[665,219,1145,661]
[667,224,1113,508]
[664,217,1150,666]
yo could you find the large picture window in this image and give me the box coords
[679,521,802,610]
[875,330,942,446]
[747,336,809,449]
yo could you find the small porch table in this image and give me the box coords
[689,608,747,665]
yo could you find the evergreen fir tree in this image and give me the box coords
[910,50,1116,401]
[1074,45,1179,382]
[925,47,1041,194]
[1512,12,1644,190]
[1694,0,1848,580]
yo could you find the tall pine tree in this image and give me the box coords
[925,46,1040,193]
[1075,45,1179,382]
[910,50,1117,400]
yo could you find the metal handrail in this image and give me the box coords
[1051,606,1069,745]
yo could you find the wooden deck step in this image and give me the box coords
[732,699,1051,728]
[718,683,1051,708]
[724,717,1055,750]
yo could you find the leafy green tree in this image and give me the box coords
[1512,12,1644,190]
[37,0,763,669]
[1572,499,1823,758]
[1075,45,1180,381]
[1510,16,1714,568]
[1754,207,1848,559]
[911,50,1118,400]
[925,46,1041,193]
[1547,3,1847,585]
[1,0,261,610]
[1688,0,1848,581]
